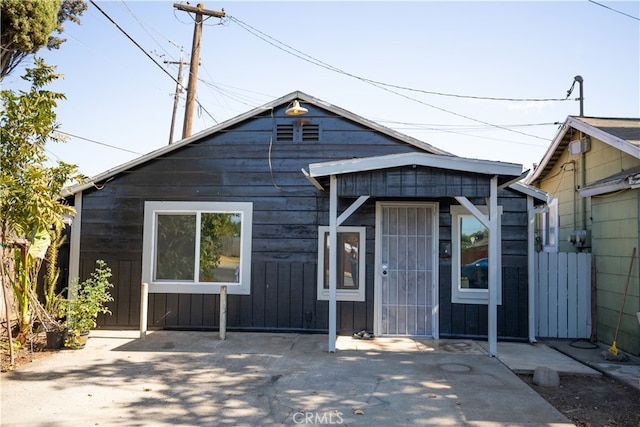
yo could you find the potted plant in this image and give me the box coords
[64,260,114,349]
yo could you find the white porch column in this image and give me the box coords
[488,176,499,357]
[528,197,538,343]
[328,175,338,352]
[68,192,82,294]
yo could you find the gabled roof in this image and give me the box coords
[526,116,640,184]
[66,91,451,195]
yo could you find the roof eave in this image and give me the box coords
[309,152,523,178]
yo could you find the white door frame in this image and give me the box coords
[374,201,439,338]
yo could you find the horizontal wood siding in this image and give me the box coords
[77,106,529,338]
[79,108,420,332]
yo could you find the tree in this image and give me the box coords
[0,58,80,352]
[0,0,87,80]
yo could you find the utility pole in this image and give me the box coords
[165,50,188,145]
[173,3,225,139]
[566,75,584,117]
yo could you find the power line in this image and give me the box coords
[227,16,553,141]
[89,1,177,84]
[117,0,176,61]
[588,0,640,21]
[57,130,142,154]
[89,0,219,127]
[228,16,572,104]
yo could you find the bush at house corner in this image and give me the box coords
[64,260,114,349]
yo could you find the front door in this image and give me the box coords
[375,202,438,337]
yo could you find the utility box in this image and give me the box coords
[570,229,590,248]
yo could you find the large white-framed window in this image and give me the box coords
[450,205,502,305]
[142,201,253,295]
[542,197,559,252]
[317,226,366,302]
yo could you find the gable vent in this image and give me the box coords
[302,124,320,142]
[276,124,294,141]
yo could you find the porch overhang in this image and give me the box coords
[308,152,523,182]
[304,152,525,356]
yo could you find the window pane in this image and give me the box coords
[323,232,360,290]
[459,216,488,289]
[545,200,558,247]
[200,213,242,283]
[155,214,196,280]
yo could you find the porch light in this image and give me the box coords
[285,100,308,115]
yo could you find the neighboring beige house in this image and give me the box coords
[527,116,640,355]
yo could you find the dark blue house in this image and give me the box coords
[65,91,546,354]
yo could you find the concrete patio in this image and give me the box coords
[1,330,578,426]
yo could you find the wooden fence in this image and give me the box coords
[536,252,592,339]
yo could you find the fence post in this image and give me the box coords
[140,282,148,339]
[219,285,227,340]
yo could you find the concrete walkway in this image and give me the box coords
[1,331,575,426]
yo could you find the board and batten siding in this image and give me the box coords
[81,106,426,333]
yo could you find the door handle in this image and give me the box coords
[381,263,388,276]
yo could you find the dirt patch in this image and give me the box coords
[518,373,640,427]
[1,332,61,372]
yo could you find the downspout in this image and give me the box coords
[581,146,587,232]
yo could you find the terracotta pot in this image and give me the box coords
[66,331,90,349]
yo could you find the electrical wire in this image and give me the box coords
[89,1,177,84]
[89,0,219,125]
[228,15,553,141]
[588,0,640,21]
[57,130,142,154]
[117,0,176,61]
[228,16,573,103]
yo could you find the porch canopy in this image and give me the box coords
[303,152,525,356]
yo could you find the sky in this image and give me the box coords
[4,0,639,178]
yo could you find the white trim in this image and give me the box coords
[509,181,549,203]
[338,196,370,226]
[527,196,537,343]
[328,175,338,352]
[309,152,522,178]
[67,192,82,294]
[527,116,640,184]
[542,198,559,253]
[566,117,640,158]
[450,204,503,305]
[142,201,253,295]
[374,201,439,339]
[317,226,366,302]
[488,176,499,357]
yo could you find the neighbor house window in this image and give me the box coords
[142,201,253,295]
[543,198,559,252]
[450,205,501,305]
[317,226,366,301]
